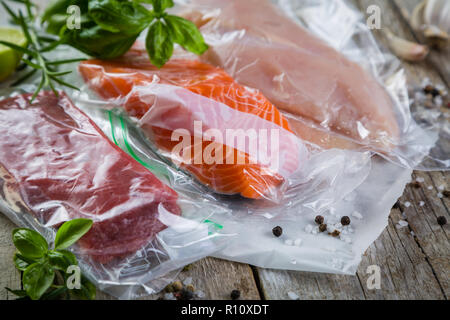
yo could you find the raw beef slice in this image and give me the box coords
[0,91,181,263]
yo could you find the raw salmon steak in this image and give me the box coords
[0,91,181,264]
[79,52,306,200]
[183,0,400,150]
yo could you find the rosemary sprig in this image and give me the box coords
[0,0,85,101]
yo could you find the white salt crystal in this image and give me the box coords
[438,185,445,191]
[404,201,411,208]
[437,193,444,199]
[290,259,297,265]
[183,277,193,286]
[416,177,425,183]
[335,223,343,229]
[419,201,425,207]
[294,238,302,246]
[352,211,363,219]
[304,224,313,233]
[428,186,433,190]
[288,292,299,300]
[285,239,294,246]
[164,293,176,300]
[311,228,318,235]
[397,220,409,228]
[195,290,205,298]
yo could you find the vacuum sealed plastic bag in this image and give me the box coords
[178,0,449,170]
[0,89,233,299]
[77,49,373,205]
[0,0,447,299]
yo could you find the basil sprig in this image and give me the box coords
[42,0,209,67]
[5,219,95,300]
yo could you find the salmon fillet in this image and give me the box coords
[183,0,400,150]
[79,52,305,200]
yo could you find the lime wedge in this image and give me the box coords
[0,27,28,82]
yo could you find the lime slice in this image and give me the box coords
[0,27,28,82]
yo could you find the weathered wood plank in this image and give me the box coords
[399,171,450,297]
[96,257,261,300]
[0,214,22,300]
[257,269,366,300]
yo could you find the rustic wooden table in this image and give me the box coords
[0,0,448,300]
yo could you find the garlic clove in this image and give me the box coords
[384,29,430,62]
[411,0,427,32]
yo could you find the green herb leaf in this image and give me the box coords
[89,0,153,35]
[22,261,55,300]
[70,275,96,300]
[41,286,67,300]
[61,24,139,59]
[41,0,88,24]
[12,228,48,260]
[5,287,28,297]
[165,14,208,55]
[54,218,93,250]
[151,0,174,14]
[48,250,77,270]
[13,252,34,271]
[146,20,173,68]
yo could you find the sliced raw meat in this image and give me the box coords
[183,0,400,150]
[80,54,307,200]
[0,91,181,263]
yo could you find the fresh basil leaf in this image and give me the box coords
[70,275,96,300]
[146,20,173,68]
[48,250,77,270]
[62,24,139,59]
[58,249,78,266]
[5,287,28,297]
[13,252,34,271]
[165,15,208,55]
[88,0,153,35]
[12,228,48,260]
[54,218,93,250]
[23,261,55,300]
[42,0,89,34]
[151,0,174,14]
[41,286,67,300]
[42,0,73,23]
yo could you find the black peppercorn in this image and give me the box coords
[437,216,447,226]
[410,181,421,188]
[315,215,324,225]
[341,216,351,226]
[329,230,341,237]
[230,290,241,300]
[272,226,283,237]
[178,288,194,300]
[423,85,440,98]
[443,190,450,198]
[319,224,327,233]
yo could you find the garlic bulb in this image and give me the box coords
[411,0,450,48]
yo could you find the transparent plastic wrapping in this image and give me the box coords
[0,0,448,299]
[177,0,449,170]
[0,89,233,299]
